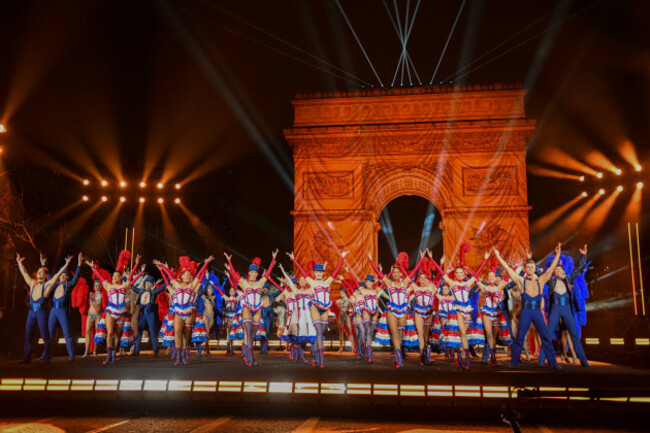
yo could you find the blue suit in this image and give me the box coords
[47,266,80,360]
[539,254,589,366]
[132,283,165,355]
[24,286,51,362]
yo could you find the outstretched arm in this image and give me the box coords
[260,249,279,283]
[367,253,386,281]
[408,252,426,280]
[493,249,523,286]
[329,251,348,279]
[126,255,142,284]
[465,251,490,279]
[194,256,215,285]
[540,243,562,285]
[46,256,73,291]
[223,252,242,284]
[67,253,84,289]
[569,245,588,283]
[287,251,309,279]
[16,254,35,288]
[153,260,176,285]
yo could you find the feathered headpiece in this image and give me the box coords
[71,278,89,310]
[306,259,319,274]
[458,242,471,268]
[545,253,574,276]
[248,257,261,273]
[420,257,434,280]
[116,250,131,273]
[94,267,111,283]
[178,256,199,278]
[394,251,410,271]
[489,256,499,274]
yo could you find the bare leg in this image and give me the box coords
[83,315,93,357]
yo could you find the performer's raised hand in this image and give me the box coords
[16,253,25,263]
[78,252,84,264]
[39,253,47,266]
[341,250,349,258]
[579,244,588,255]
[65,255,73,265]
[223,252,232,261]
[85,259,95,268]
[286,251,295,260]
[555,242,562,255]
[205,255,215,264]
[272,249,279,259]
[484,251,490,260]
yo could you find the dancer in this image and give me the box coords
[494,244,562,369]
[433,251,489,369]
[46,252,83,361]
[539,245,590,367]
[407,255,438,365]
[222,285,240,356]
[86,254,141,364]
[202,273,226,355]
[368,251,423,368]
[260,283,280,354]
[356,272,381,362]
[131,274,165,357]
[336,288,352,353]
[154,255,214,365]
[224,250,278,366]
[82,277,106,357]
[436,283,455,358]
[269,264,300,359]
[475,268,511,366]
[17,253,73,363]
[288,250,348,367]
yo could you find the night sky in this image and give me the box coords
[0,0,648,303]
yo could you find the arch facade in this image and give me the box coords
[284,85,535,279]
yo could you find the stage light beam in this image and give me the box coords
[101,196,107,202]
[175,183,181,190]
[82,195,89,202]
[581,191,588,197]
[636,165,642,172]
[579,176,585,182]
[617,186,623,192]
[638,182,644,189]
[157,183,164,189]
[596,172,603,179]
[83,179,90,186]
[139,197,145,203]
[615,168,622,175]
[139,182,146,188]
[174,198,181,204]
[158,198,164,204]
[101,180,108,187]
[599,188,605,195]
[0,124,5,133]
[120,197,126,203]
[120,181,127,188]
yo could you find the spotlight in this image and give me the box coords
[119,196,126,203]
[617,185,623,192]
[615,168,622,175]
[174,198,181,204]
[157,182,164,189]
[0,124,5,133]
[101,180,108,187]
[139,181,146,188]
[581,192,588,197]
[82,195,89,202]
[596,172,603,179]
[139,197,145,203]
[599,188,605,195]
[579,176,585,182]
[101,196,108,202]
[157,197,164,204]
[635,165,642,172]
[174,183,181,190]
[638,182,644,189]
[120,181,127,188]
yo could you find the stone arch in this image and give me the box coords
[285,85,535,285]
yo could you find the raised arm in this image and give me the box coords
[46,256,73,290]
[68,253,83,288]
[223,252,242,283]
[493,248,523,286]
[194,256,215,287]
[260,249,279,283]
[277,263,298,292]
[408,252,426,280]
[367,252,387,281]
[153,260,176,285]
[329,251,348,280]
[207,275,226,297]
[16,254,35,287]
[125,254,141,284]
[540,243,562,285]
[568,245,588,282]
[465,251,490,279]
[286,251,309,279]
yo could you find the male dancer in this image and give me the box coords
[539,245,590,367]
[46,252,83,360]
[494,243,562,369]
[131,274,165,357]
[17,253,73,363]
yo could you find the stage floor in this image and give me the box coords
[1,350,648,387]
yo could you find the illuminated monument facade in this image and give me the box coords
[284,84,535,284]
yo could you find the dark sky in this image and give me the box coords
[0,0,648,289]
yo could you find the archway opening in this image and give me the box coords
[376,195,443,272]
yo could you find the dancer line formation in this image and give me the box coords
[17,240,591,369]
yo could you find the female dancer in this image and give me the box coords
[407,256,438,365]
[367,252,422,368]
[224,250,278,366]
[475,269,510,366]
[222,285,240,356]
[83,277,106,357]
[336,289,352,353]
[435,283,455,358]
[433,251,489,369]
[154,255,214,365]
[288,251,348,367]
[346,279,366,357]
[271,263,299,360]
[86,254,141,364]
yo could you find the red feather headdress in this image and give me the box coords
[177,256,199,278]
[116,250,131,273]
[394,251,410,271]
[458,242,471,268]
